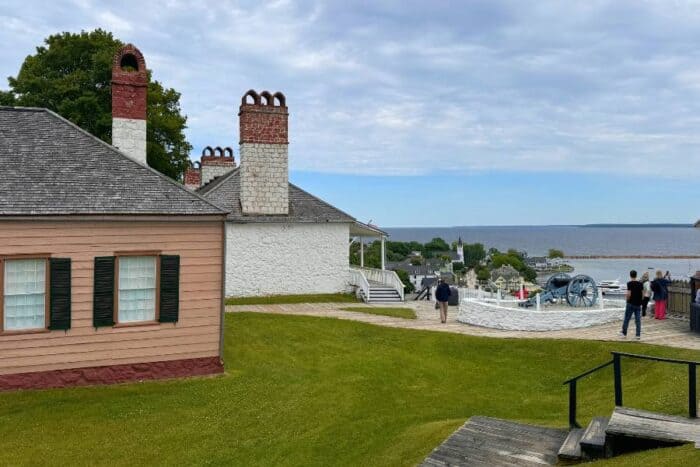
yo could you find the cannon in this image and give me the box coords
[521,273,598,308]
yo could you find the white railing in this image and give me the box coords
[349,268,371,302]
[351,266,405,301]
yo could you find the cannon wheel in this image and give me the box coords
[566,275,598,307]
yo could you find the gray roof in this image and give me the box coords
[0,107,227,216]
[197,168,355,223]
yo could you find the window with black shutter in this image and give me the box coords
[49,258,72,330]
[93,256,115,328]
[159,255,180,323]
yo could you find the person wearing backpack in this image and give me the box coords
[651,270,670,320]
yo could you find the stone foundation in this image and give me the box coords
[0,356,223,391]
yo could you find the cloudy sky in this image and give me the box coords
[2,0,700,226]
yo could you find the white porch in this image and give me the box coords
[348,221,404,303]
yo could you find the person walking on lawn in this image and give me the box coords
[436,279,452,324]
[620,270,643,340]
[651,269,670,320]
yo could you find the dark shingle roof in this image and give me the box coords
[197,168,355,223]
[0,107,226,216]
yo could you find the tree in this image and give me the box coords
[392,269,415,293]
[548,248,565,259]
[462,243,486,269]
[424,237,450,256]
[1,29,192,180]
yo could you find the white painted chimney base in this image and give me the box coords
[112,117,147,165]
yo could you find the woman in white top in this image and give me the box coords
[641,272,652,317]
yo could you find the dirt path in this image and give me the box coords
[227,301,700,351]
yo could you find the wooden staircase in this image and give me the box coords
[359,280,402,303]
[558,407,700,462]
[423,352,700,465]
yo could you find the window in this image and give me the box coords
[117,256,157,323]
[3,259,47,331]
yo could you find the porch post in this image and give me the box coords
[381,235,386,270]
[360,237,364,268]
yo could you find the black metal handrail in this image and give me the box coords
[563,351,699,428]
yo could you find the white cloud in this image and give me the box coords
[2,0,700,178]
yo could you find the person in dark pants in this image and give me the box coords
[435,279,452,323]
[620,270,643,340]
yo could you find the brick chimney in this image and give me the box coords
[183,161,201,190]
[111,44,148,165]
[238,90,289,215]
[201,146,236,186]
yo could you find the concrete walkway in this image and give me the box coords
[226,301,700,351]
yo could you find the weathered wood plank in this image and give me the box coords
[421,416,567,466]
[557,428,584,460]
[606,407,700,445]
[580,416,609,448]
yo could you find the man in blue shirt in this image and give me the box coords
[436,279,452,323]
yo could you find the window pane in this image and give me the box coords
[118,256,156,323]
[4,259,46,330]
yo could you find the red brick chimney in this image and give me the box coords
[238,90,289,215]
[200,146,236,185]
[183,161,201,190]
[111,44,148,165]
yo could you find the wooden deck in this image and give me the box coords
[607,407,700,447]
[421,416,567,466]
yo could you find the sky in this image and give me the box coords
[2,0,700,226]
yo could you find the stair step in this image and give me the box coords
[557,428,584,461]
[580,417,611,459]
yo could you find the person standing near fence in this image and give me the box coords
[651,270,670,320]
[641,271,652,317]
[435,279,452,324]
[620,270,643,340]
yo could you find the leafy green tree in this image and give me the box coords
[476,267,491,282]
[452,262,465,273]
[410,257,423,266]
[392,269,415,293]
[548,248,565,259]
[424,237,450,256]
[1,29,192,180]
[462,243,486,269]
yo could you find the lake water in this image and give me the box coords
[385,226,700,281]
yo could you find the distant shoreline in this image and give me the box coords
[567,255,700,259]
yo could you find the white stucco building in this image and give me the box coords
[190,90,390,298]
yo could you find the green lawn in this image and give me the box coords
[225,293,358,305]
[0,313,698,466]
[339,306,417,319]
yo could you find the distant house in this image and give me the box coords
[491,265,523,291]
[0,46,228,390]
[388,260,439,290]
[525,256,548,269]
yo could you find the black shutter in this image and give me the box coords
[93,256,115,328]
[48,258,71,330]
[159,255,180,323]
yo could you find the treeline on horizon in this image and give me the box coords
[350,237,540,287]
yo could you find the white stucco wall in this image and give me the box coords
[112,117,147,165]
[457,294,624,331]
[225,222,350,297]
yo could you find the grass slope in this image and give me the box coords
[339,306,417,319]
[225,293,358,306]
[0,313,698,466]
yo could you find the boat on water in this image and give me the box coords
[598,279,627,296]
